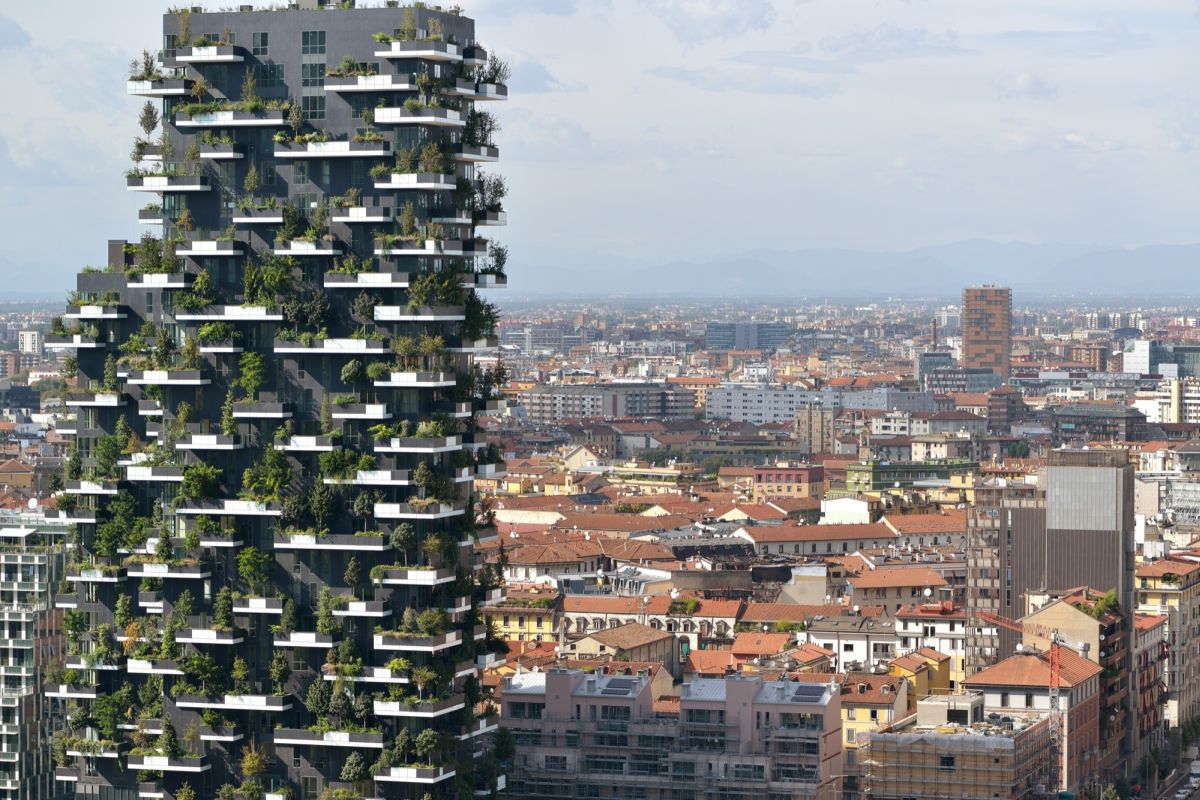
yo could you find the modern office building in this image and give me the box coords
[704,321,791,352]
[501,668,843,800]
[706,385,935,425]
[1049,403,1146,445]
[516,383,695,423]
[922,366,1002,394]
[966,450,1135,674]
[52,3,507,798]
[1124,340,1200,378]
[961,286,1011,381]
[0,510,70,800]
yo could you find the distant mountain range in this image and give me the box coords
[519,239,1200,299]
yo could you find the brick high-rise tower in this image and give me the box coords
[961,285,1011,381]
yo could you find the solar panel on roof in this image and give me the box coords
[600,687,630,696]
[790,684,826,702]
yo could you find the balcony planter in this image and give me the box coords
[331,600,389,618]
[126,561,211,580]
[137,591,164,610]
[199,726,242,743]
[273,337,386,354]
[45,334,105,350]
[323,469,411,487]
[126,755,209,773]
[273,532,389,552]
[325,73,418,92]
[65,479,118,495]
[127,658,184,676]
[375,435,462,453]
[233,596,284,615]
[449,336,499,353]
[232,206,285,225]
[374,502,466,520]
[435,401,472,418]
[331,402,390,420]
[175,694,290,712]
[453,79,508,101]
[331,205,392,224]
[373,695,466,718]
[125,465,185,483]
[127,78,192,97]
[64,305,127,320]
[476,651,504,669]
[126,175,210,192]
[175,499,282,517]
[199,143,244,160]
[129,272,191,289]
[273,239,342,257]
[374,765,456,784]
[454,144,500,162]
[176,239,245,257]
[322,665,410,685]
[474,210,508,227]
[272,728,385,749]
[46,684,98,699]
[371,365,456,386]
[275,140,390,159]
[275,435,335,452]
[176,628,244,645]
[176,433,242,451]
[373,171,456,190]
[174,45,244,63]
[323,270,408,288]
[373,305,465,322]
[198,339,243,354]
[175,305,284,321]
[122,369,209,386]
[373,630,462,652]
[463,44,488,66]
[232,401,293,419]
[273,631,337,649]
[176,110,285,128]
[139,207,165,224]
[375,40,461,61]
[373,567,456,587]
[67,566,125,584]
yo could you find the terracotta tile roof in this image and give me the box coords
[739,522,896,544]
[501,542,602,566]
[652,695,682,714]
[554,513,692,534]
[881,510,968,535]
[964,648,1102,690]
[732,632,793,657]
[889,653,930,673]
[713,503,788,521]
[896,603,965,620]
[641,596,743,618]
[685,649,736,676]
[1135,558,1200,578]
[585,622,673,650]
[916,647,951,663]
[848,566,948,591]
[792,642,835,664]
[1134,613,1167,631]
[601,540,677,563]
[741,602,887,623]
[767,497,822,513]
[0,459,31,474]
[563,596,643,615]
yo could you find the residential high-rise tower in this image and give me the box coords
[961,286,1011,381]
[51,3,509,798]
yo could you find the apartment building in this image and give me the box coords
[961,286,1011,381]
[895,602,967,689]
[501,668,843,799]
[751,462,823,503]
[1136,558,1200,730]
[53,3,507,798]
[517,383,695,423]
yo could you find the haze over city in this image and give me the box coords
[0,0,1197,296]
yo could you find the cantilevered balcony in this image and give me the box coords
[373,305,465,322]
[273,729,385,749]
[374,435,462,454]
[324,73,418,92]
[430,207,472,225]
[373,567,456,587]
[448,336,499,354]
[45,334,105,350]
[453,144,500,163]
[273,631,338,649]
[374,695,466,718]
[128,272,192,289]
[176,110,285,128]
[175,433,242,451]
[233,597,283,615]
[275,140,390,159]
[331,205,391,224]
[66,566,124,583]
[175,499,282,517]
[64,304,127,320]
[374,40,461,62]
[176,239,245,257]
[331,402,390,420]
[175,694,290,712]
[373,630,462,653]
[127,78,192,97]
[274,239,343,257]
[273,337,387,355]
[126,175,210,192]
[66,392,123,407]
[139,207,165,224]
[127,658,185,676]
[373,171,456,191]
[126,755,209,774]
[372,371,457,388]
[374,765,456,785]
[232,207,285,225]
[275,435,335,453]
[176,627,244,645]
[375,107,465,127]
[199,143,244,160]
[232,401,292,419]
[323,469,411,487]
[475,210,508,226]
[374,501,467,520]
[452,79,508,101]
[124,465,184,483]
[122,369,209,386]
[46,684,98,699]
[373,237,482,257]
[463,272,507,289]
[323,270,408,289]
[175,305,284,322]
[321,666,409,685]
[65,479,118,496]
[174,45,244,63]
[126,561,211,579]
[272,532,389,552]
[198,338,243,354]
[331,599,389,619]
[463,44,488,66]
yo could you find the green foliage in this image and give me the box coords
[340,750,369,782]
[269,649,290,695]
[139,101,160,137]
[236,351,266,399]
[306,679,331,716]
[213,587,235,630]
[237,546,270,592]
[221,390,237,437]
[240,448,292,502]
[463,293,499,340]
[180,462,222,501]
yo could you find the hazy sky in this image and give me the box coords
[0,0,1196,294]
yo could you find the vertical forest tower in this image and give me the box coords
[53,2,509,798]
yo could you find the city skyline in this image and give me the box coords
[0,0,1197,295]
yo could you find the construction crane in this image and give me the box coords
[976,610,1067,794]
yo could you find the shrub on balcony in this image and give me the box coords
[240,448,291,502]
[179,463,222,502]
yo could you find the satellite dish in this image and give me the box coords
[923,588,932,598]
[670,589,680,599]
[27,498,37,509]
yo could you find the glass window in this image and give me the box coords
[294,161,309,184]
[301,63,325,88]
[302,96,326,120]
[252,32,268,56]
[302,30,326,55]
[254,64,284,89]
[163,34,179,60]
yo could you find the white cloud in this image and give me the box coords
[994,71,1057,99]
[638,0,775,41]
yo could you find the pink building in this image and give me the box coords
[501,667,842,799]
